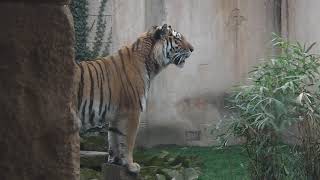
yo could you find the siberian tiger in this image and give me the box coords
[75,24,194,173]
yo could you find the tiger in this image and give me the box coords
[74,24,194,173]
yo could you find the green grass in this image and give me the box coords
[134,146,249,180]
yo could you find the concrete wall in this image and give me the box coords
[109,0,281,147]
[286,0,320,53]
[142,0,281,147]
[111,0,146,51]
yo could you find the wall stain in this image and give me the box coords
[227,8,247,81]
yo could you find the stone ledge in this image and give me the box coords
[80,151,109,157]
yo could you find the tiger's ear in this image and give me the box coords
[154,24,169,40]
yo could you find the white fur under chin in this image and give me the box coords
[128,162,141,173]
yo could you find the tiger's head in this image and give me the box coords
[148,24,194,68]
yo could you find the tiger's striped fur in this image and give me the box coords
[75,24,194,173]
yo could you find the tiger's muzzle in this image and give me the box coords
[173,50,193,68]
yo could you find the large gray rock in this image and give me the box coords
[102,163,139,180]
[0,2,79,180]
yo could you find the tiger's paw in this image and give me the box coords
[127,162,140,174]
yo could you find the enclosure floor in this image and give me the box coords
[134,146,249,180]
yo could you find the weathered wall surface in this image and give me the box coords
[109,0,281,147]
[286,0,320,52]
[0,2,79,180]
[111,0,146,52]
[141,0,280,147]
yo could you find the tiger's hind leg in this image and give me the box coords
[107,111,141,173]
[125,111,141,173]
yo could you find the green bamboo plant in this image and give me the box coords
[225,35,320,179]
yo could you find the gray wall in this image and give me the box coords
[111,0,146,52]
[109,0,283,147]
[286,0,320,52]
[106,0,320,147]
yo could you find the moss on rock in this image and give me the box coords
[80,135,107,151]
[80,168,101,180]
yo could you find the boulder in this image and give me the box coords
[0,2,78,180]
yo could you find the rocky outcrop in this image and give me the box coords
[0,2,79,180]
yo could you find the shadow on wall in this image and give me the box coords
[176,92,227,115]
[176,92,229,126]
[137,125,186,149]
[137,92,243,147]
[175,93,241,146]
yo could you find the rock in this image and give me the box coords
[81,151,108,169]
[101,163,139,180]
[0,2,78,180]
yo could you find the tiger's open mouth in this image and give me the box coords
[173,58,185,67]
[173,51,191,68]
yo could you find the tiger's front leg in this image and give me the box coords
[107,110,141,174]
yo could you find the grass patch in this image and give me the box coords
[134,146,249,180]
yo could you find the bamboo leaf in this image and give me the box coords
[305,42,317,53]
